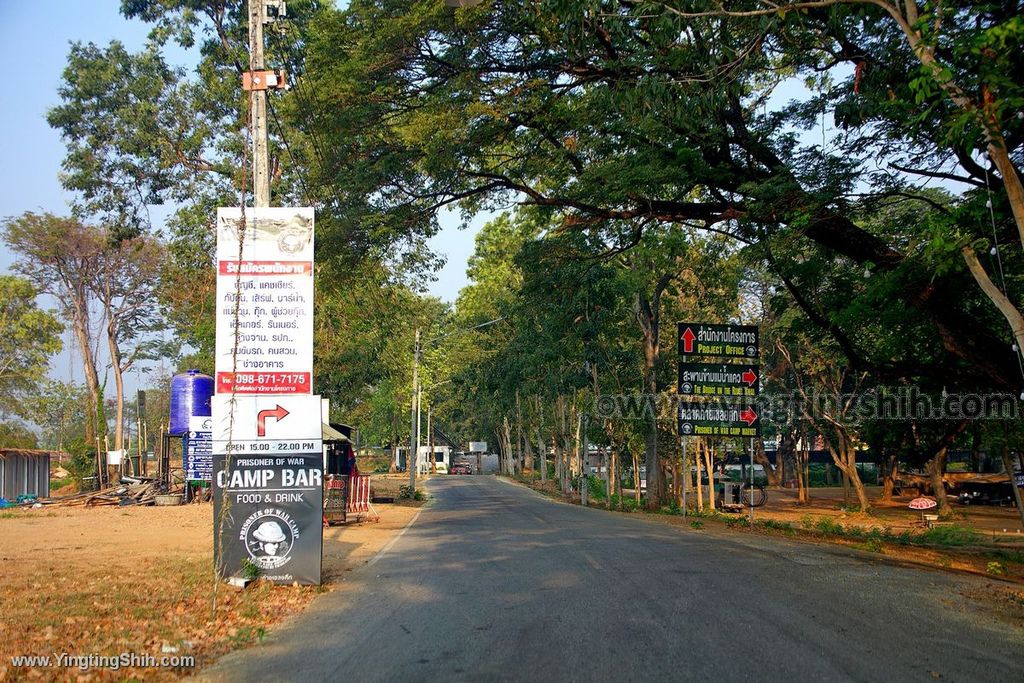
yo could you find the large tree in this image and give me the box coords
[304,1,1022,396]
[0,275,63,412]
[2,213,105,442]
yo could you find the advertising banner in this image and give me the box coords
[215,207,315,395]
[211,394,324,584]
[184,415,213,481]
[212,452,323,585]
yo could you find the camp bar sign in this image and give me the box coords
[678,401,761,437]
[678,362,759,397]
[678,323,759,359]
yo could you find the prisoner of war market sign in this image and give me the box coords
[215,207,314,395]
[678,401,761,438]
[212,394,324,585]
[678,323,759,359]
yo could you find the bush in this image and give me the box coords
[398,485,425,501]
[986,561,1006,576]
[814,518,845,535]
[917,525,982,547]
[586,475,606,501]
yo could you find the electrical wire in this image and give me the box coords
[983,160,1024,388]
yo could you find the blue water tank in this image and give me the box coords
[169,369,214,436]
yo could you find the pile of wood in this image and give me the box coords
[39,480,166,507]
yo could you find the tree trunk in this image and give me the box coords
[962,246,1024,358]
[752,438,781,487]
[828,435,871,512]
[880,453,899,502]
[106,318,126,452]
[70,308,101,444]
[537,427,546,482]
[695,440,704,512]
[1000,441,1024,528]
[631,449,641,506]
[515,389,523,473]
[926,446,952,516]
[634,289,665,510]
[706,442,716,512]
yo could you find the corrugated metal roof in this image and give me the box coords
[0,448,63,459]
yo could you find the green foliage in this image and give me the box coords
[0,275,63,407]
[586,475,606,501]
[241,558,262,581]
[0,422,38,449]
[398,485,425,501]
[918,525,982,547]
[985,561,1007,577]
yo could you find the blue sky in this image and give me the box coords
[0,2,483,390]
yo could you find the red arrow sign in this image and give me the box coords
[257,405,290,437]
[739,407,758,426]
[681,327,696,353]
[742,369,758,386]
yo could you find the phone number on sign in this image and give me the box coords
[216,372,311,393]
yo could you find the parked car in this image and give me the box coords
[449,463,471,475]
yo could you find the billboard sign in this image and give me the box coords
[215,207,315,395]
[212,393,324,585]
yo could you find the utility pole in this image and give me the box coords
[409,329,420,490]
[428,404,435,473]
[248,0,270,206]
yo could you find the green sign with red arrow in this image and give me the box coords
[678,322,759,359]
[677,401,761,437]
[678,362,759,397]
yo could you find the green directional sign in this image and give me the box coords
[677,401,761,438]
[678,322,759,359]
[678,363,759,397]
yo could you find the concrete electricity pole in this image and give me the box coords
[409,329,420,490]
[248,0,270,206]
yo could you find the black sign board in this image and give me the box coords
[213,453,323,585]
[678,401,761,437]
[678,362,760,397]
[678,323,759,359]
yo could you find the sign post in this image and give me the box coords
[677,322,761,521]
[213,207,322,585]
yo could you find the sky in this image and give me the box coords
[0,1,484,388]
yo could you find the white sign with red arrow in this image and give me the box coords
[211,394,323,454]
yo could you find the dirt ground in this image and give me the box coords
[752,486,1024,539]
[0,490,419,682]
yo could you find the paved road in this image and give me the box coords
[205,476,1023,682]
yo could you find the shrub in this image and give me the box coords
[587,475,606,500]
[918,525,982,547]
[814,518,845,535]
[986,561,1007,576]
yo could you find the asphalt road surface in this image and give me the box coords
[205,476,1023,682]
